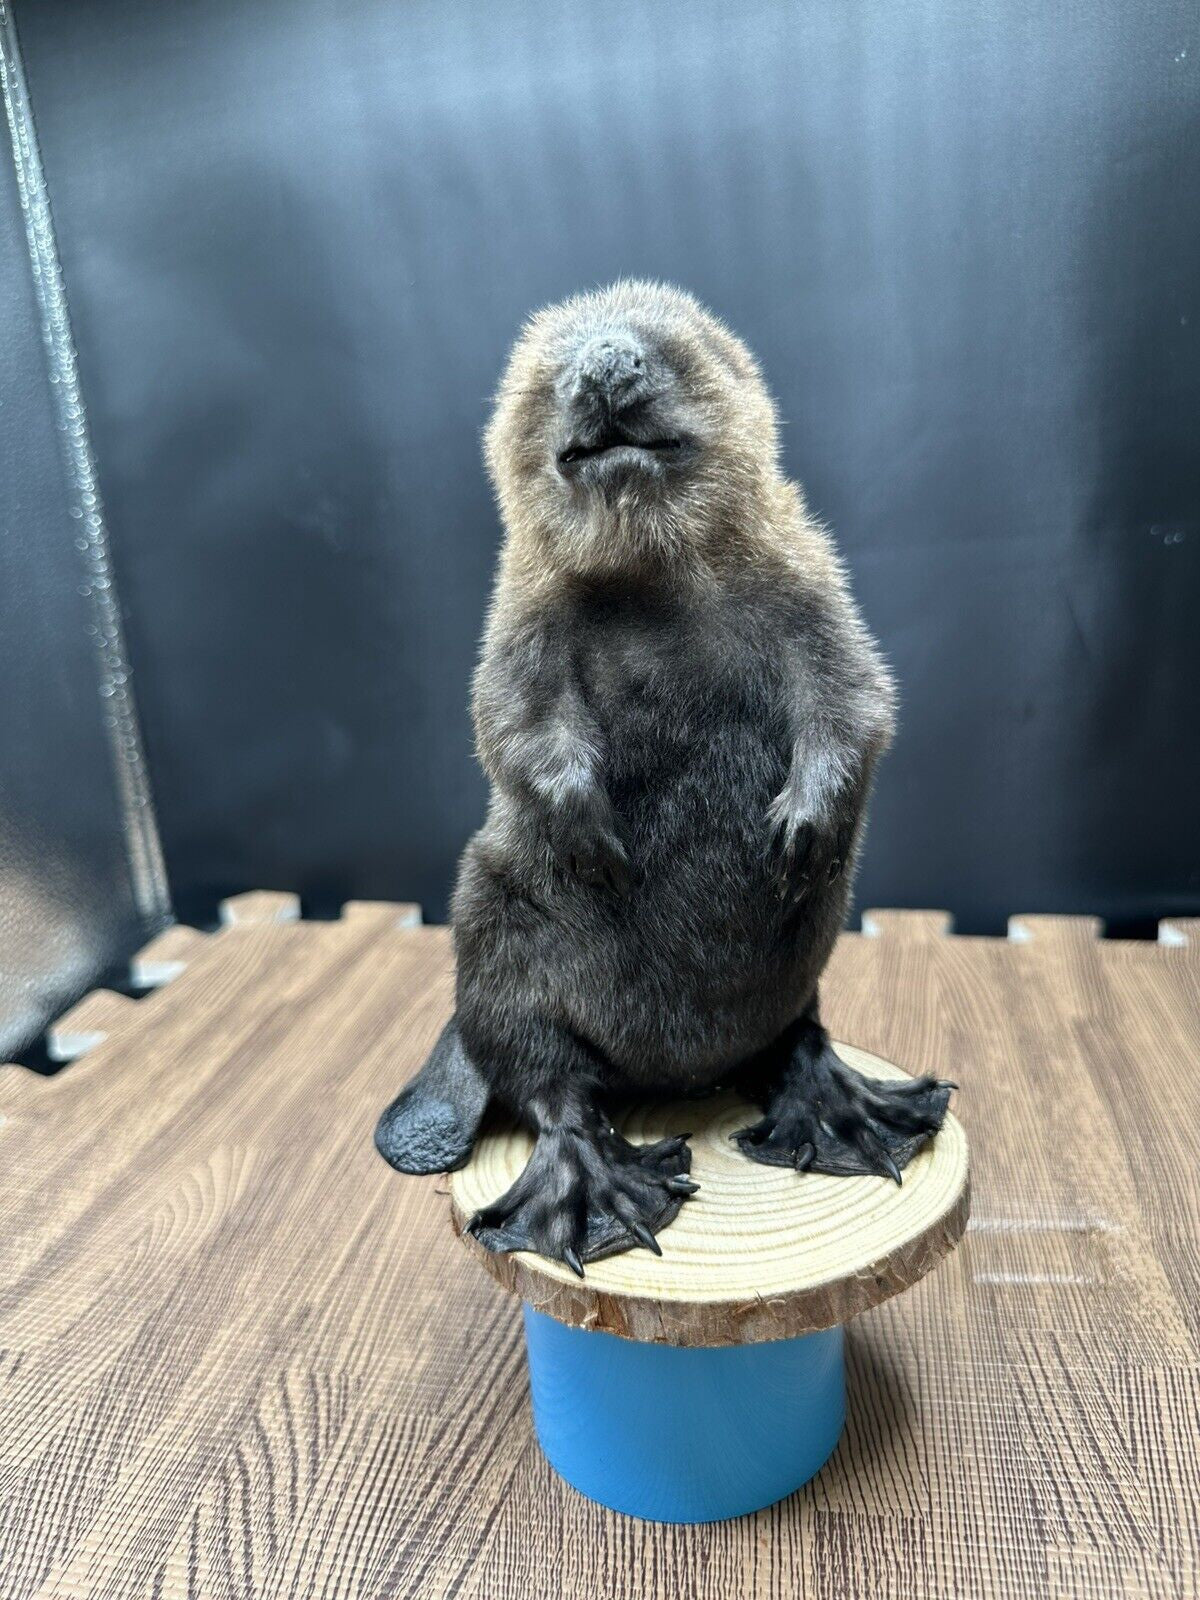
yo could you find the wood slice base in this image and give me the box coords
[450,1042,970,1346]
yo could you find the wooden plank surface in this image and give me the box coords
[0,904,1197,1599]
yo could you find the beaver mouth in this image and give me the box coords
[557,434,683,469]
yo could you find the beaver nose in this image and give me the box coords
[572,334,646,408]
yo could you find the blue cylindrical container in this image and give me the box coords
[522,1305,845,1523]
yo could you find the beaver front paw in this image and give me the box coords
[544,800,634,895]
[764,795,853,909]
[566,831,633,894]
[464,1125,696,1273]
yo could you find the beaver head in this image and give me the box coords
[485,281,784,582]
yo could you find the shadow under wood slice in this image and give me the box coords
[129,924,209,988]
[46,991,140,1062]
[218,890,302,927]
[860,909,954,942]
[1007,915,1104,945]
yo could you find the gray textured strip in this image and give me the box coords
[0,1,171,927]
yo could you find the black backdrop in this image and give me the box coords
[4,0,1198,1016]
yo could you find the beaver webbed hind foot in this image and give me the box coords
[465,1126,696,1273]
[734,1020,953,1182]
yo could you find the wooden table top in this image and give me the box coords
[1,894,1197,1599]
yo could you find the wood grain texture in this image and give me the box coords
[449,1046,969,1346]
[1,904,1198,1599]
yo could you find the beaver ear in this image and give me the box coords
[374,1016,490,1174]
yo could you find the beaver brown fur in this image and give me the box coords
[375,282,951,1273]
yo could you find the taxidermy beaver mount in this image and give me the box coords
[375,282,952,1275]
